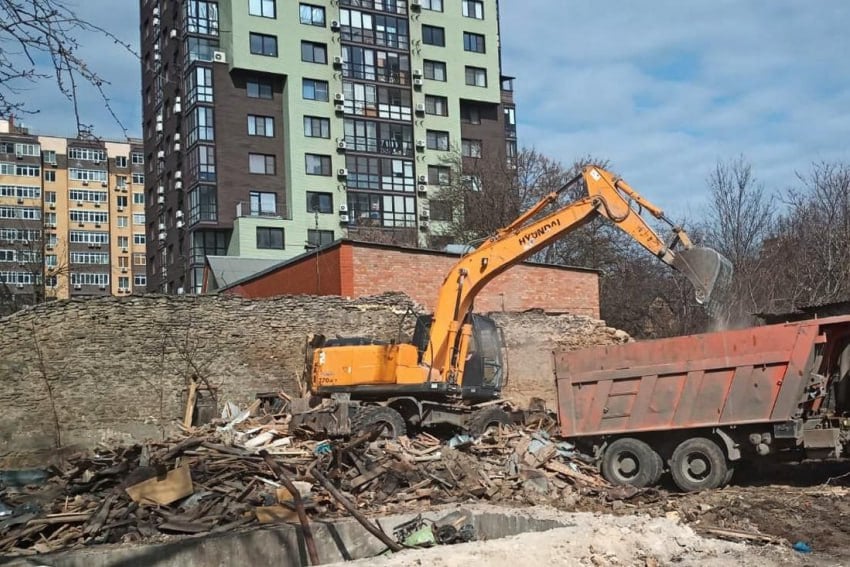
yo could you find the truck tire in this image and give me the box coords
[351,406,406,439]
[601,437,663,488]
[467,407,511,436]
[669,437,728,492]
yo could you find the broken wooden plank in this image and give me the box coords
[125,465,194,506]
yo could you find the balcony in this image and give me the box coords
[343,136,414,157]
[342,63,410,86]
[339,0,408,16]
[235,201,291,220]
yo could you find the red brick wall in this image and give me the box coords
[350,246,599,317]
[228,247,344,298]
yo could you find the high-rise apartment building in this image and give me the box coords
[0,118,147,309]
[140,0,517,294]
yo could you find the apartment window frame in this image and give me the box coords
[465,66,487,87]
[249,191,278,217]
[426,130,450,151]
[248,114,275,137]
[131,152,144,165]
[423,60,447,81]
[44,170,56,183]
[306,191,333,213]
[427,165,451,186]
[247,78,273,99]
[249,0,276,18]
[305,154,332,176]
[299,3,326,27]
[307,229,334,248]
[463,31,486,53]
[248,153,276,175]
[249,32,278,57]
[462,0,484,19]
[301,41,328,64]
[256,227,284,249]
[115,156,128,168]
[430,200,453,222]
[303,116,331,138]
[424,95,448,116]
[421,0,443,11]
[462,138,482,158]
[422,25,445,47]
[303,78,329,101]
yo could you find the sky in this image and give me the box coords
[12,0,850,217]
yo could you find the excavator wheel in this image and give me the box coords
[467,407,512,436]
[351,406,406,439]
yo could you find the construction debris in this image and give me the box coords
[0,402,611,557]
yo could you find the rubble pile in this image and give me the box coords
[0,403,610,557]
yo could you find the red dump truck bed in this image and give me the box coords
[555,314,850,438]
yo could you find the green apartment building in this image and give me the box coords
[139,0,517,293]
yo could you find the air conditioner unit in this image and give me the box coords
[173,102,182,114]
[417,174,428,183]
[101,181,108,187]
[157,185,165,195]
[82,180,89,186]
[339,204,348,213]
[152,6,160,16]
[121,186,128,193]
[173,134,181,144]
[337,168,348,178]
[413,78,424,87]
[158,222,166,231]
[74,284,82,290]
[418,184,428,194]
[45,244,53,251]
[411,0,421,7]
[121,267,128,274]
[413,69,423,78]
[94,159,102,165]
[158,232,167,241]
[94,202,101,208]
[173,142,181,152]
[157,150,165,159]
[99,285,107,291]
[153,16,160,26]
[169,29,178,39]
[155,122,163,133]
[337,140,347,151]
[415,140,426,150]
[173,181,182,191]
[213,50,227,63]
[420,220,430,230]
[332,56,343,67]
[153,53,161,62]
[334,93,345,102]
[157,195,165,204]
[420,211,430,220]
[175,210,184,218]
[415,103,426,113]
[49,203,55,210]
[16,283,24,289]
[16,198,23,204]
[118,206,125,212]
[76,201,84,206]
[330,20,340,31]
[121,247,128,253]
[176,220,184,229]
[339,214,350,223]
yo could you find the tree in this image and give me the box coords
[0,0,135,135]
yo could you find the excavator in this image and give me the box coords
[288,166,733,437]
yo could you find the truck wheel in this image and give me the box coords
[669,437,728,492]
[601,437,663,488]
[351,406,406,439]
[467,407,511,436]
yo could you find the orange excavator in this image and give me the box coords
[290,166,732,437]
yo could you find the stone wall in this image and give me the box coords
[0,294,627,467]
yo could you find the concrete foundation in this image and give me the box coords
[1,506,571,567]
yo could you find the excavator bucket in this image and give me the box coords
[672,247,733,316]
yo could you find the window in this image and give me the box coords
[249,153,276,175]
[131,152,144,165]
[69,168,106,182]
[462,174,482,192]
[303,116,331,138]
[256,227,284,249]
[249,0,275,18]
[423,60,446,81]
[463,32,485,53]
[428,165,451,186]
[188,185,218,223]
[115,156,128,168]
[307,192,333,213]
[15,143,40,157]
[187,106,215,144]
[250,33,278,57]
[461,105,481,124]
[430,200,453,222]
[187,66,214,104]
[303,78,329,101]
[70,231,109,245]
[132,173,145,184]
[69,147,105,162]
[43,191,56,204]
[14,164,40,177]
[307,229,334,248]
[247,78,273,99]
[116,175,128,188]
[424,95,448,116]
[187,0,219,35]
[188,145,217,182]
[422,0,443,10]
[71,252,109,265]
[422,25,445,47]
[305,154,332,176]
[70,210,109,225]
[0,206,39,220]
[248,115,275,137]
[43,150,57,165]
[301,41,327,64]
[462,0,484,19]
[117,216,129,228]
[134,274,147,287]
[116,195,128,208]
[133,213,145,225]
[133,253,146,265]
[118,236,129,248]
[71,273,109,287]
[44,170,56,183]
[134,233,146,245]
[465,66,487,87]
[426,130,450,151]
[299,3,325,26]
[133,193,145,205]
[462,138,482,158]
[118,276,130,290]
[249,191,277,216]
[44,212,56,226]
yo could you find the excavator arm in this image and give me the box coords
[422,165,732,385]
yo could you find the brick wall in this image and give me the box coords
[351,245,600,317]
[0,293,623,467]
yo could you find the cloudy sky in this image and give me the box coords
[14,0,850,216]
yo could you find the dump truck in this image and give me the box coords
[555,314,850,492]
[283,166,732,438]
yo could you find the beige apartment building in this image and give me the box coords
[0,118,147,309]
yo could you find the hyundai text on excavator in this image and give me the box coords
[287,166,733,437]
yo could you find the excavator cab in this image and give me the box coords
[413,314,506,402]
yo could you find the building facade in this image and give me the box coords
[139,0,517,294]
[0,118,147,309]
